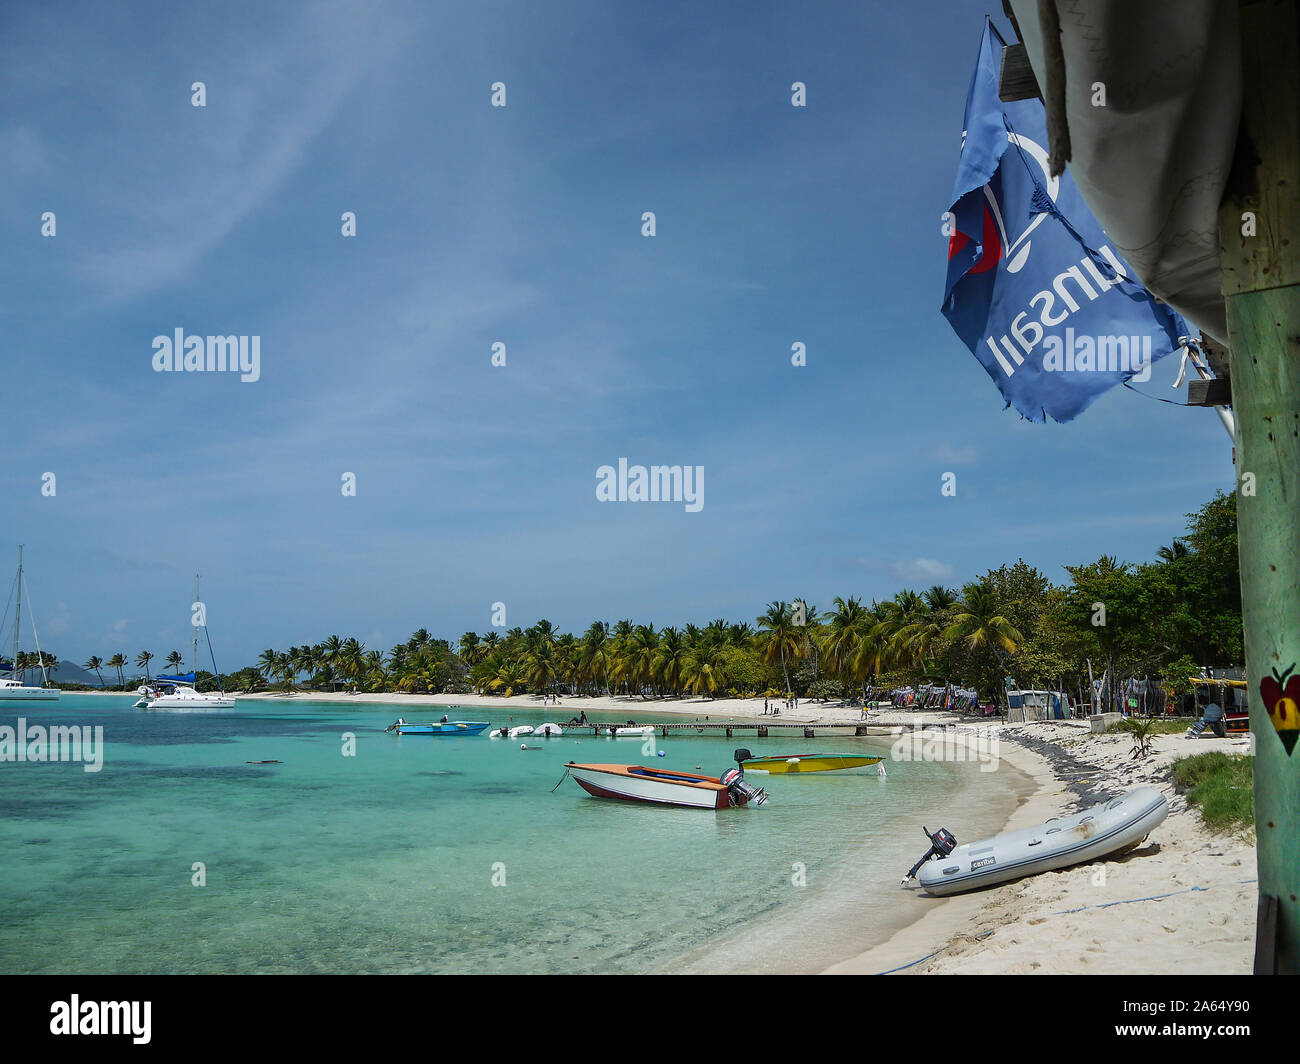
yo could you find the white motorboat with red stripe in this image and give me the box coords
[564,762,768,808]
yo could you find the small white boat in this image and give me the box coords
[490,725,534,739]
[565,763,767,809]
[910,787,1169,896]
[602,725,655,737]
[533,722,563,737]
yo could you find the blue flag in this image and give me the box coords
[942,21,1190,423]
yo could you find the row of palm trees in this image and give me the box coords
[8,650,59,685]
[238,585,1025,701]
[79,650,188,688]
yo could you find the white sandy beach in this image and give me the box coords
[827,722,1256,975]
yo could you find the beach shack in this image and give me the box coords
[1004,678,1071,723]
[1187,669,1251,736]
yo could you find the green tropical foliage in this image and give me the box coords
[66,494,1242,704]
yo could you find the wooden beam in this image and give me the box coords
[1187,378,1233,406]
[1218,0,1300,975]
[999,43,1041,102]
[1200,333,1233,380]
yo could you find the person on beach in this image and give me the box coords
[1187,700,1225,738]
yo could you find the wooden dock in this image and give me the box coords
[552,719,912,738]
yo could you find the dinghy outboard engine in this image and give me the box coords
[902,825,957,885]
[721,766,768,807]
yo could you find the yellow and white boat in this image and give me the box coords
[738,751,885,774]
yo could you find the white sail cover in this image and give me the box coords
[1007,0,1241,343]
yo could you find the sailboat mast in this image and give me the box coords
[192,573,199,674]
[13,545,22,675]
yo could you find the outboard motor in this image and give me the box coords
[902,825,957,885]
[721,766,768,807]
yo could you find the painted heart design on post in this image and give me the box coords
[1261,664,1300,755]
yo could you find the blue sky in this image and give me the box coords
[1,0,1234,673]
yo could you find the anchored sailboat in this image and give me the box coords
[135,574,235,710]
[0,545,60,701]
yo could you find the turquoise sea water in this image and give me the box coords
[0,696,1029,973]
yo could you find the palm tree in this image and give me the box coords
[922,585,958,612]
[316,661,337,692]
[682,644,725,697]
[792,597,823,680]
[274,651,297,692]
[821,596,869,694]
[363,649,387,691]
[487,660,526,698]
[525,642,557,695]
[135,650,154,681]
[894,593,949,671]
[554,633,579,696]
[727,622,755,646]
[625,624,660,697]
[944,585,1024,655]
[321,634,343,665]
[1157,540,1189,564]
[653,627,689,697]
[257,648,278,684]
[338,638,365,690]
[458,632,482,666]
[36,652,57,683]
[108,653,128,688]
[165,650,184,673]
[83,655,106,688]
[528,619,557,650]
[755,601,802,693]
[581,621,611,695]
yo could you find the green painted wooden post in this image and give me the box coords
[1219,0,1300,975]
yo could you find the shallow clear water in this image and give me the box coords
[0,696,1029,973]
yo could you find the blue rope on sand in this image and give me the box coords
[1049,877,1257,916]
[875,879,1258,975]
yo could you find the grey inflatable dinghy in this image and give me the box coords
[909,787,1169,896]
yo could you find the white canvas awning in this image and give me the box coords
[1006,0,1242,343]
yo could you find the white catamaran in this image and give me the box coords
[0,545,61,701]
[134,574,236,710]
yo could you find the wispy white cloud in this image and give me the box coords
[69,6,408,305]
[935,442,978,465]
[891,558,956,583]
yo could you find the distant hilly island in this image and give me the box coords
[50,661,105,685]
[45,661,144,687]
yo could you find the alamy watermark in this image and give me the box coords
[0,718,103,772]
[596,458,704,512]
[151,328,261,382]
[890,726,1000,772]
[1041,327,1152,382]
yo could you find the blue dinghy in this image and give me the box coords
[385,719,490,736]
